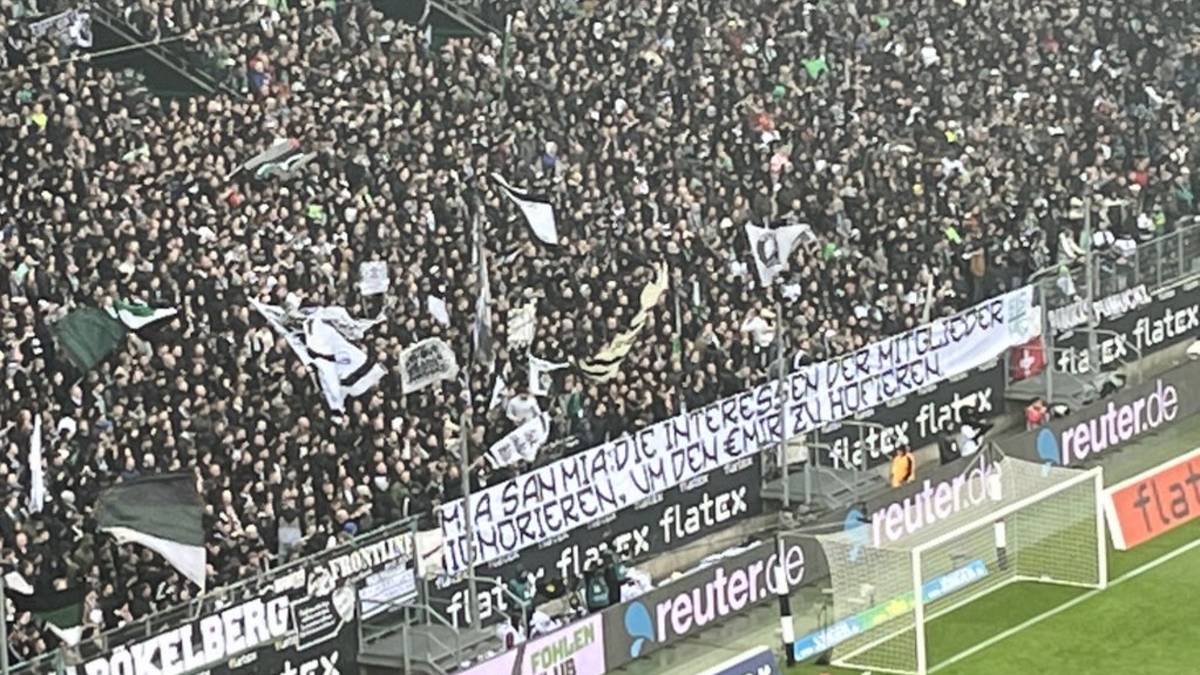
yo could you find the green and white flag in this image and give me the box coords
[112,299,178,331]
[96,474,206,590]
[53,307,128,372]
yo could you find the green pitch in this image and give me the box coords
[788,411,1200,675]
[787,521,1200,675]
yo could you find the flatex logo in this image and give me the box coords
[658,486,750,544]
[1034,379,1179,466]
[281,653,340,675]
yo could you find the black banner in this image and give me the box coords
[219,610,359,675]
[816,362,1005,470]
[430,455,763,627]
[1054,281,1200,374]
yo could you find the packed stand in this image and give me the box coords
[3,0,1200,665]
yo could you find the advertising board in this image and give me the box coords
[697,647,780,675]
[818,362,1004,470]
[995,361,1200,467]
[601,537,826,668]
[458,614,606,675]
[1104,447,1200,550]
[1054,282,1200,374]
[432,456,763,627]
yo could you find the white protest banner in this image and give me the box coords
[1048,284,1152,333]
[486,413,551,468]
[29,9,92,48]
[508,301,537,349]
[437,285,1039,573]
[400,338,459,394]
[529,354,569,397]
[359,261,390,296]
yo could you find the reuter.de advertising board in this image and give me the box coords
[432,456,763,627]
[1105,447,1200,550]
[997,361,1200,467]
[601,538,826,668]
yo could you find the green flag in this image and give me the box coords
[803,56,828,79]
[113,299,178,330]
[97,474,207,590]
[53,307,127,372]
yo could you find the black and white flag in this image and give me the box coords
[493,173,558,245]
[486,413,551,468]
[473,227,494,366]
[250,300,385,413]
[745,222,815,285]
[529,354,569,397]
[508,300,537,349]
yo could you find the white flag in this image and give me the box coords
[507,301,537,349]
[29,414,45,513]
[251,300,385,413]
[745,222,815,285]
[489,373,508,410]
[358,261,390,296]
[493,173,559,245]
[487,413,551,468]
[427,295,450,326]
[529,355,569,397]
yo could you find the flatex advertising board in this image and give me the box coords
[817,362,1004,470]
[1054,280,1200,374]
[432,455,763,627]
[996,360,1200,468]
[601,537,826,669]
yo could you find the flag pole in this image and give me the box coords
[465,207,482,632]
[776,294,790,510]
[0,569,9,675]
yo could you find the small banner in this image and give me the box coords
[400,338,459,394]
[487,413,551,468]
[359,261,390,296]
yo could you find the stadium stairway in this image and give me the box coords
[90,7,239,97]
[359,607,501,675]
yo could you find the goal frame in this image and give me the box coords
[834,465,1107,675]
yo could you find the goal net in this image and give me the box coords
[806,454,1105,675]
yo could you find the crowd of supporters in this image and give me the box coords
[2,0,1199,664]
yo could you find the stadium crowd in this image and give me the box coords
[2,0,1200,664]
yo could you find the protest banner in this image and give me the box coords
[438,286,1039,573]
[400,338,459,394]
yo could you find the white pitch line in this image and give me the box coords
[930,536,1200,673]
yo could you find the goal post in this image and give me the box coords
[803,456,1105,675]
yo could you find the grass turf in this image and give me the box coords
[786,494,1200,675]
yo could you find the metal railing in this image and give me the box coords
[1036,221,1200,315]
[11,515,420,674]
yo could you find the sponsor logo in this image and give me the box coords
[830,384,998,468]
[529,621,599,673]
[1035,379,1179,466]
[1056,299,1200,374]
[658,486,750,544]
[842,507,868,562]
[1105,448,1200,550]
[1049,285,1153,333]
[869,457,1003,548]
[626,544,807,649]
[697,647,780,675]
[280,653,340,675]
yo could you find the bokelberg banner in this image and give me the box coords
[439,286,1039,572]
[431,456,762,627]
[817,361,1004,470]
[1053,280,1200,374]
[995,360,1200,468]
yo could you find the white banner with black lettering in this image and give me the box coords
[486,413,551,468]
[438,285,1039,572]
[399,338,459,394]
[29,9,92,48]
